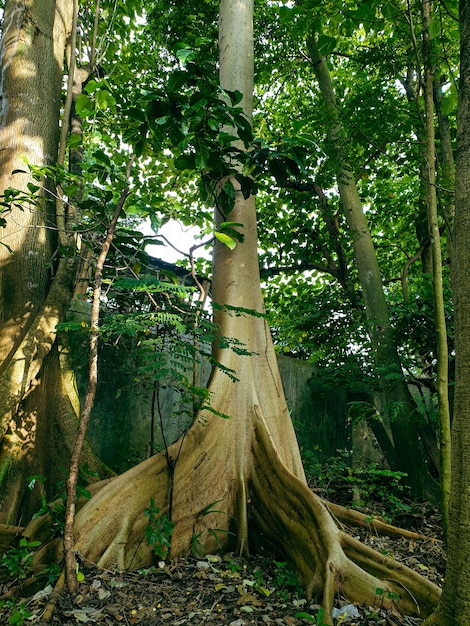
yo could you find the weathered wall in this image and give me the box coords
[278,355,350,459]
[67,301,364,474]
[71,341,351,473]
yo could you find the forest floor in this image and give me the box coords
[0,497,445,626]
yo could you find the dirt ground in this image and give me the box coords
[0,502,445,626]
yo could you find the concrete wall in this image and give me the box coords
[67,301,358,474]
[72,341,351,473]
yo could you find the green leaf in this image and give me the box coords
[234,115,253,146]
[126,107,146,122]
[76,570,85,582]
[218,131,239,146]
[279,5,293,23]
[215,231,237,250]
[67,133,82,149]
[26,474,47,490]
[27,182,40,194]
[174,153,196,170]
[429,18,441,40]
[219,221,244,243]
[176,48,197,64]
[195,143,210,170]
[235,174,258,199]
[167,70,188,94]
[84,79,100,94]
[75,94,94,115]
[224,89,243,105]
[218,179,236,213]
[317,35,337,55]
[220,221,243,230]
[92,149,111,167]
[293,613,316,622]
[95,90,116,111]
[441,84,458,116]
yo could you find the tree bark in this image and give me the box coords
[0,0,73,517]
[0,0,71,369]
[422,0,451,541]
[0,0,109,523]
[423,0,470,622]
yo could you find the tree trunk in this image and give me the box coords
[422,0,451,541]
[0,0,70,364]
[24,4,441,623]
[0,0,108,524]
[423,1,470,623]
[306,36,437,499]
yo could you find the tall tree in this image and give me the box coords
[423,0,470,622]
[245,0,458,497]
[422,0,451,538]
[305,34,435,497]
[13,2,442,622]
[0,0,106,524]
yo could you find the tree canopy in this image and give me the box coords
[0,0,467,623]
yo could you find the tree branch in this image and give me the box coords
[63,157,134,594]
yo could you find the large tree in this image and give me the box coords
[0,0,110,526]
[423,0,470,622]
[0,1,446,623]
[10,1,442,623]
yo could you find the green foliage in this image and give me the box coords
[125,42,255,220]
[303,449,411,520]
[0,467,95,596]
[375,587,401,603]
[232,560,303,601]
[271,561,303,601]
[294,608,329,625]
[188,555,305,604]
[95,273,256,419]
[144,498,174,560]
[190,499,231,556]
[36,562,62,586]
[0,538,41,582]
[0,600,33,626]
[28,464,96,536]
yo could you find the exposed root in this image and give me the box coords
[14,381,441,624]
[341,533,438,613]
[0,524,24,552]
[236,472,249,556]
[249,409,441,618]
[324,500,438,541]
[41,569,65,623]
[323,562,336,624]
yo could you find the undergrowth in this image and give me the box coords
[302,448,411,522]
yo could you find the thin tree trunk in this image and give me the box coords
[433,80,456,238]
[64,172,132,593]
[306,36,434,498]
[422,0,451,541]
[423,0,470,623]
